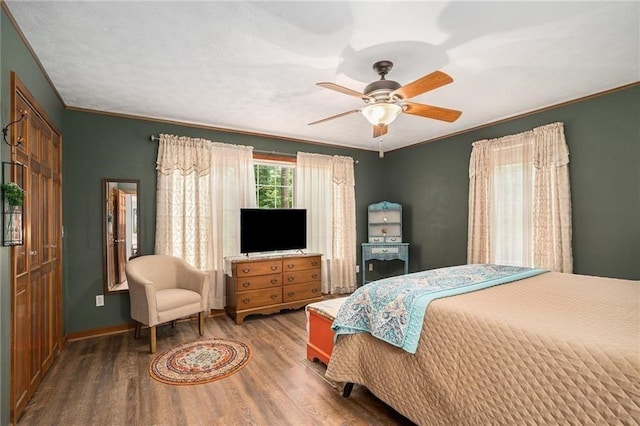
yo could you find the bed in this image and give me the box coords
[325,266,640,425]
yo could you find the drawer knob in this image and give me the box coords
[287,264,294,269]
[242,268,250,273]
[287,277,295,282]
[242,281,250,288]
[312,288,319,293]
[382,249,388,252]
[311,261,318,266]
[287,291,294,297]
[270,278,278,284]
[271,265,278,271]
[270,294,278,300]
[242,298,251,304]
[311,273,318,279]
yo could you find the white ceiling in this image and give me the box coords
[5,1,639,152]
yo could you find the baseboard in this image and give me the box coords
[66,323,136,341]
[65,309,227,342]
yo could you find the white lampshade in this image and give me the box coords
[361,103,402,126]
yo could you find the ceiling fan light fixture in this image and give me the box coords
[361,103,402,126]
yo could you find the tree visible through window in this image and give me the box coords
[254,160,294,208]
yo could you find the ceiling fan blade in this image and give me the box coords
[391,71,453,100]
[308,109,361,126]
[316,82,372,100]
[373,124,388,138]
[403,102,462,122]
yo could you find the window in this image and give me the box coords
[253,159,294,208]
[490,161,533,266]
[468,122,572,272]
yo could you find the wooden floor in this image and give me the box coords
[18,308,414,425]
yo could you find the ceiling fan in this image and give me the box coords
[309,60,462,138]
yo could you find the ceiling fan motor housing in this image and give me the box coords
[364,79,401,100]
[365,61,402,102]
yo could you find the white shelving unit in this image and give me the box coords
[362,201,409,285]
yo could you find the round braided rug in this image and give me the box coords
[149,337,252,385]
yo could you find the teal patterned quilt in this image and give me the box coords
[331,264,547,354]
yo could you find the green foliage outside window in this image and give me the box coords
[254,162,294,208]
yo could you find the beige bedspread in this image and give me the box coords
[325,272,640,425]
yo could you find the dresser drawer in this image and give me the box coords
[236,274,281,292]
[283,268,321,285]
[283,282,321,302]
[235,260,282,277]
[371,246,399,254]
[236,288,282,309]
[369,236,402,243]
[282,256,321,272]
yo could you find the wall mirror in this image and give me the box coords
[102,179,140,294]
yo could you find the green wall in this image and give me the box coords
[62,110,384,334]
[0,8,65,424]
[384,85,640,280]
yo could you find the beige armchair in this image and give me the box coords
[125,255,210,353]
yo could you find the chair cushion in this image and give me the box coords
[156,289,202,313]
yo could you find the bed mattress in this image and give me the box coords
[325,272,640,425]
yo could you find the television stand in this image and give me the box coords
[225,252,322,324]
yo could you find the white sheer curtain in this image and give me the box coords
[296,152,357,294]
[468,122,572,272]
[209,142,256,308]
[155,134,256,309]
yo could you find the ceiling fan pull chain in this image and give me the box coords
[379,139,384,158]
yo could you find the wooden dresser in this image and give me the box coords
[225,253,322,324]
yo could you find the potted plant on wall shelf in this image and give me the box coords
[2,182,25,207]
[2,182,25,244]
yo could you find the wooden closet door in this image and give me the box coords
[28,113,43,391]
[11,94,30,412]
[38,113,56,373]
[10,73,63,423]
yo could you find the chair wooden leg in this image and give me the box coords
[150,326,157,354]
[199,311,205,336]
[134,322,141,340]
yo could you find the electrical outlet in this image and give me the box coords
[96,295,104,307]
[368,263,374,272]
[355,265,360,273]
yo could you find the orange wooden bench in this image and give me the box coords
[305,297,348,366]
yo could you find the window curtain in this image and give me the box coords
[467,122,572,272]
[155,134,256,309]
[296,152,357,294]
[209,141,256,308]
[155,135,212,269]
[331,156,357,294]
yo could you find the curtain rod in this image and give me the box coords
[150,135,357,163]
[150,136,296,158]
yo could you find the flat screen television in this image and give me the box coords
[240,208,307,254]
